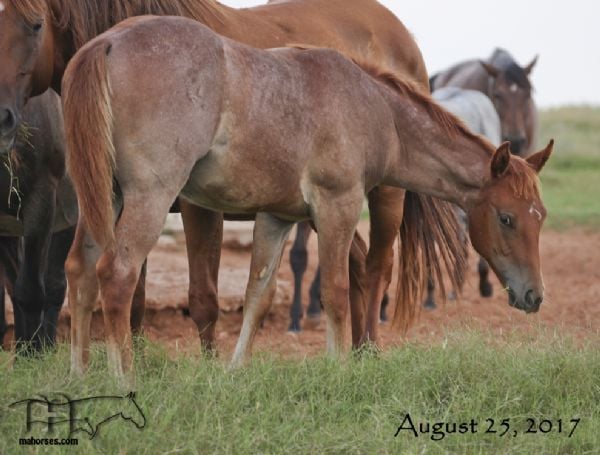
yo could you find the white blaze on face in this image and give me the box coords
[510,83,519,93]
[529,204,542,221]
[0,2,5,13]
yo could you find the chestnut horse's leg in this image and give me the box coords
[288,221,312,332]
[312,187,364,357]
[130,260,147,336]
[180,201,223,353]
[361,186,405,346]
[230,213,293,368]
[66,224,102,376]
[348,231,368,348]
[96,193,175,378]
[478,257,493,297]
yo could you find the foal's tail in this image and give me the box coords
[63,39,116,248]
[394,192,467,331]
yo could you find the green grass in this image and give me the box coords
[1,333,599,454]
[538,106,600,229]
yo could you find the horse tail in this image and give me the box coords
[393,191,467,332]
[63,39,116,248]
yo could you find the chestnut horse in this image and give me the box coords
[62,17,552,377]
[430,48,538,156]
[0,0,459,351]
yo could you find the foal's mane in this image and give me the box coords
[11,0,227,49]
[356,60,541,199]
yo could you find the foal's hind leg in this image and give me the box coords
[97,193,175,377]
[230,213,293,368]
[180,201,223,353]
[288,221,312,332]
[66,224,102,376]
[361,187,405,346]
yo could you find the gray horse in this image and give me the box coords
[424,87,502,308]
[430,48,537,156]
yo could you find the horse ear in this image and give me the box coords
[526,139,553,173]
[524,55,539,75]
[491,142,512,178]
[480,61,500,78]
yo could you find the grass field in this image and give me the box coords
[1,332,599,454]
[538,106,600,228]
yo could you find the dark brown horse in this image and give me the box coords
[0,92,77,352]
[62,17,552,377]
[0,0,461,351]
[430,48,538,156]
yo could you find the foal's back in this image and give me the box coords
[97,16,398,216]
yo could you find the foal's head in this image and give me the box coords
[480,56,537,156]
[467,140,553,313]
[0,0,55,153]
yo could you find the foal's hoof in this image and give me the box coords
[480,281,493,298]
[423,299,437,310]
[448,291,457,301]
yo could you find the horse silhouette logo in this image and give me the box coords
[9,392,146,439]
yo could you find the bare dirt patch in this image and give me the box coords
[3,221,599,356]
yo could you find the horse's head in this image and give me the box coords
[467,140,553,313]
[480,56,537,156]
[0,0,56,154]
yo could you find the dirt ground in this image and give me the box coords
[3,220,600,357]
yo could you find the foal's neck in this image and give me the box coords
[385,92,494,209]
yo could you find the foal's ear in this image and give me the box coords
[480,61,500,78]
[491,142,512,178]
[526,139,554,173]
[524,55,539,75]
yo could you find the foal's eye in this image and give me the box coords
[32,23,43,32]
[498,213,514,228]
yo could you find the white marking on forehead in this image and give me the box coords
[529,204,542,221]
[510,83,519,93]
[0,2,5,13]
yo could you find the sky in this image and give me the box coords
[221,0,599,107]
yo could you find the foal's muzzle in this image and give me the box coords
[508,288,543,313]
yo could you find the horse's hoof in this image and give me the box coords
[423,300,437,310]
[448,291,457,301]
[306,311,321,320]
[480,282,493,298]
[288,324,302,333]
[354,341,382,358]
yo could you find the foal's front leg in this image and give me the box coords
[180,201,223,353]
[312,187,364,357]
[230,213,293,368]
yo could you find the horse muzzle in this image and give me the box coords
[503,136,527,156]
[507,287,543,313]
[0,105,17,154]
